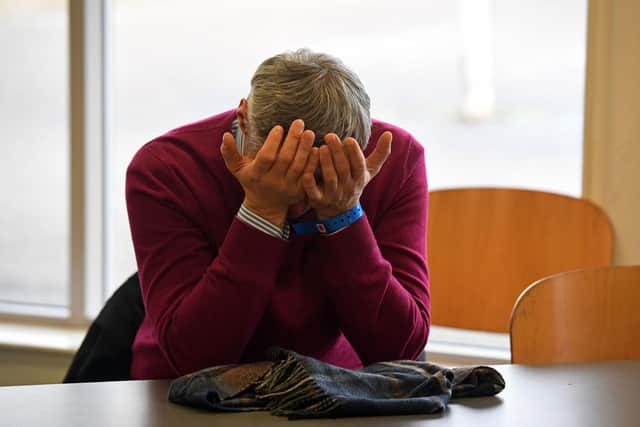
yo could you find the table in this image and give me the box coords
[1,360,639,426]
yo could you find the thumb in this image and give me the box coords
[365,131,392,178]
[220,132,245,174]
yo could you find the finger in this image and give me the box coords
[302,172,323,203]
[319,144,338,196]
[253,125,284,174]
[273,119,305,175]
[326,133,351,182]
[220,132,244,174]
[303,146,320,176]
[298,145,319,192]
[343,137,365,181]
[285,129,314,181]
[365,131,393,178]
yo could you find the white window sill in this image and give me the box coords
[427,325,511,365]
[0,322,86,356]
[0,322,512,364]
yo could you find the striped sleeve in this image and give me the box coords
[237,203,291,240]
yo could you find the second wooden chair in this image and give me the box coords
[510,265,640,364]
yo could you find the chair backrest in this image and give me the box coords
[427,188,613,333]
[510,265,640,364]
[64,273,144,383]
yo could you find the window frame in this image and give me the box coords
[69,0,112,322]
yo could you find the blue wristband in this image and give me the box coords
[292,202,363,235]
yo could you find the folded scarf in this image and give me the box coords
[168,348,505,419]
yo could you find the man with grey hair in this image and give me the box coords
[126,49,430,380]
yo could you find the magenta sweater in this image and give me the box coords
[126,109,430,379]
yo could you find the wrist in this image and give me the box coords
[243,199,287,229]
[315,201,358,221]
[292,202,363,235]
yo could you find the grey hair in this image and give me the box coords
[246,48,371,151]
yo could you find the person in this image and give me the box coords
[126,48,430,380]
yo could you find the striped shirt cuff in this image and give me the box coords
[237,204,291,240]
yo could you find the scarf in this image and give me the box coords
[169,348,505,419]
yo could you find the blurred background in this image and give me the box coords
[0,0,587,310]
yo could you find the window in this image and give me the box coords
[2,0,587,323]
[0,0,69,314]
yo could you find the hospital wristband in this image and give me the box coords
[292,202,363,235]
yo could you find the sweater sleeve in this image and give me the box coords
[313,143,430,365]
[126,147,289,375]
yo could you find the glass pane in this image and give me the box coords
[109,0,586,296]
[0,1,69,307]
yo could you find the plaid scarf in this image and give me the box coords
[168,348,505,419]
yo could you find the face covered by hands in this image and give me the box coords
[221,118,393,227]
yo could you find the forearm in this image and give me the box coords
[315,215,430,365]
[142,218,289,375]
[126,141,293,376]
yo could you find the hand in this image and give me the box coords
[302,131,393,220]
[221,119,318,228]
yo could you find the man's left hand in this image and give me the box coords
[302,131,393,220]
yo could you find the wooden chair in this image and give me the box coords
[427,188,613,333]
[509,265,640,364]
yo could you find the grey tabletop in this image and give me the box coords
[1,360,639,427]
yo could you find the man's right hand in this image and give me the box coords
[220,119,318,228]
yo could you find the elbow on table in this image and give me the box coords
[402,313,430,361]
[155,314,241,376]
[398,306,431,361]
[360,313,430,365]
